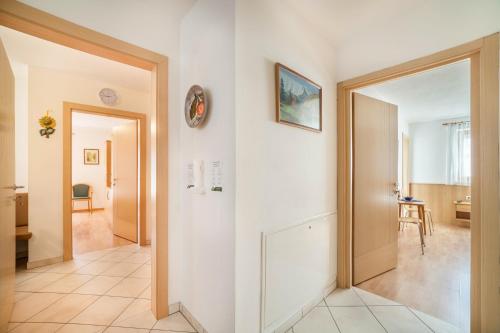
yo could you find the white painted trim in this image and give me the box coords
[260,211,337,333]
[26,256,63,269]
[263,211,337,236]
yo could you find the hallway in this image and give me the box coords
[10,245,196,333]
[72,211,134,255]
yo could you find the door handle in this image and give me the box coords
[3,185,24,190]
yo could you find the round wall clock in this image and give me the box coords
[184,85,207,128]
[99,88,118,106]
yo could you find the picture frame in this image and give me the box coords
[84,148,100,165]
[275,63,322,132]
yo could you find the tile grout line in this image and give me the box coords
[351,287,388,333]
[406,307,437,333]
[324,297,343,333]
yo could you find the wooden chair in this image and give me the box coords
[405,207,434,235]
[72,184,93,213]
[399,216,425,255]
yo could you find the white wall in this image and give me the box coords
[336,0,500,81]
[27,66,150,263]
[178,1,235,332]
[12,61,29,192]
[72,127,112,210]
[409,117,469,184]
[235,1,337,332]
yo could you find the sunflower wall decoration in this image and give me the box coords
[39,110,56,138]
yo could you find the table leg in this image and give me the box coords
[419,205,427,235]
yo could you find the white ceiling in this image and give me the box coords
[0,26,151,92]
[355,59,470,124]
[72,112,134,130]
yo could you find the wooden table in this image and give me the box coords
[398,200,427,235]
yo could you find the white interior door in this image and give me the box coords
[353,92,399,285]
[112,121,138,243]
[0,37,16,331]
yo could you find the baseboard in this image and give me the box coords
[269,280,337,333]
[180,303,208,333]
[168,302,208,333]
[72,207,105,213]
[27,256,63,269]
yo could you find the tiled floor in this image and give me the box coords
[72,210,133,255]
[357,223,470,330]
[290,287,460,333]
[10,244,196,333]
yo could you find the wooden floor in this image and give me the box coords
[357,222,470,331]
[72,210,133,255]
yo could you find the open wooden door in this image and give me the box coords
[353,92,399,285]
[0,38,16,331]
[112,121,138,243]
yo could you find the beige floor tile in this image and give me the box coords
[15,273,66,292]
[353,287,400,306]
[44,260,92,274]
[370,306,432,333]
[330,306,385,333]
[106,277,150,298]
[74,276,124,295]
[7,322,21,331]
[75,249,111,261]
[75,261,116,275]
[105,328,149,333]
[137,286,151,300]
[121,254,150,264]
[9,323,62,333]
[70,296,134,325]
[112,299,157,329]
[325,288,364,307]
[14,292,31,303]
[40,274,94,293]
[58,324,106,333]
[99,251,132,262]
[293,307,339,333]
[28,294,99,323]
[114,244,140,253]
[10,292,64,322]
[15,272,39,285]
[410,308,459,333]
[129,265,151,279]
[152,312,196,332]
[100,262,142,277]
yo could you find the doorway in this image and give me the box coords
[71,109,145,255]
[336,34,500,332]
[351,59,472,329]
[0,1,169,321]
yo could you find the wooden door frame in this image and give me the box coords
[0,1,169,318]
[337,34,499,331]
[63,102,147,250]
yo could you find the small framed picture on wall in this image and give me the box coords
[84,149,100,165]
[275,63,322,132]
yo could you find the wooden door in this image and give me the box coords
[353,93,399,285]
[0,38,16,331]
[112,121,138,242]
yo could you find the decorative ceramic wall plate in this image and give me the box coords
[184,85,207,128]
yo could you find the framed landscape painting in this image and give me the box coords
[275,63,322,132]
[84,149,99,165]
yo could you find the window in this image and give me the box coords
[445,121,471,185]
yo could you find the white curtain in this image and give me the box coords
[445,121,471,185]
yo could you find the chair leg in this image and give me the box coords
[426,211,432,236]
[418,222,425,255]
[428,211,434,233]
